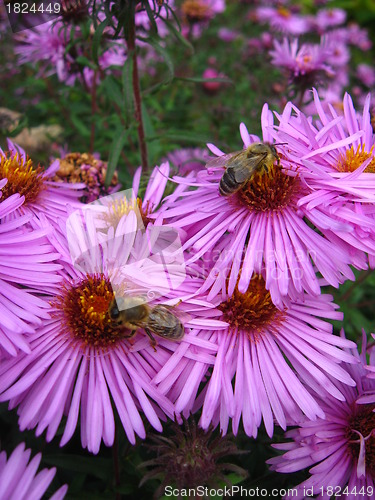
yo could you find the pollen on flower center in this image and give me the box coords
[346,404,375,477]
[53,273,127,348]
[0,152,45,203]
[219,275,283,337]
[102,197,151,228]
[235,163,301,212]
[336,145,375,173]
[277,7,291,18]
[182,0,210,22]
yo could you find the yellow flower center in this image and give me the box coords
[52,274,128,349]
[182,0,210,22]
[336,145,375,173]
[235,161,302,212]
[277,7,291,18]
[0,152,45,203]
[219,275,284,339]
[102,197,151,228]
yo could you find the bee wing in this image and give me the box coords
[205,151,243,169]
[148,306,185,340]
[227,151,268,183]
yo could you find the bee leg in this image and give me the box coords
[124,329,137,339]
[144,328,157,352]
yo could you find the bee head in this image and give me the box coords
[109,300,121,321]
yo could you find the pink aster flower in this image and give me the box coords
[268,331,375,499]
[14,20,69,81]
[0,200,222,453]
[310,8,347,33]
[218,27,239,43]
[155,271,359,438]
[272,88,375,266]
[96,162,171,230]
[0,140,85,227]
[180,0,226,38]
[135,0,174,38]
[0,442,67,500]
[325,32,350,68]
[270,37,335,88]
[346,23,372,51]
[254,6,310,36]
[165,148,208,175]
[357,64,375,88]
[14,19,126,87]
[156,109,360,307]
[0,179,62,357]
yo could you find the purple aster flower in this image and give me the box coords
[155,271,359,438]
[14,19,126,87]
[155,109,360,307]
[325,32,350,68]
[0,442,67,500]
[165,148,209,175]
[272,89,375,266]
[135,0,175,38]
[268,331,375,498]
[218,27,239,43]
[181,0,225,21]
[98,162,171,230]
[0,201,222,453]
[357,64,375,88]
[0,179,62,357]
[364,334,375,381]
[270,37,335,90]
[346,23,372,51]
[0,140,85,227]
[14,20,69,82]
[180,0,226,38]
[254,6,310,36]
[310,8,347,33]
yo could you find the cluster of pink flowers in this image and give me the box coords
[248,1,372,112]
[1,85,375,494]
[14,15,126,88]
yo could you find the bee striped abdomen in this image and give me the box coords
[219,168,241,196]
[148,306,184,340]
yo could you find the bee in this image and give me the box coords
[206,142,280,196]
[108,296,184,351]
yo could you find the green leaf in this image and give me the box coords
[70,114,90,138]
[150,130,211,145]
[144,0,158,36]
[42,455,111,480]
[75,55,97,70]
[102,75,124,109]
[92,19,110,65]
[160,17,194,55]
[106,128,129,186]
[141,102,162,166]
[138,35,174,85]
[175,76,233,85]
